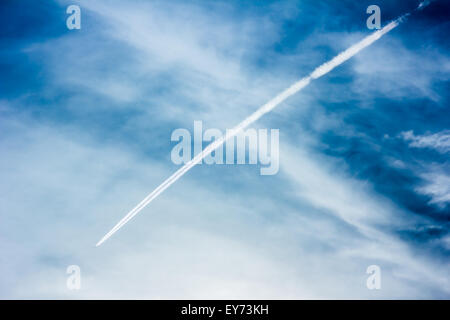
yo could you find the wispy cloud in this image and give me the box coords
[417,168,450,206]
[401,130,450,153]
[1,0,448,299]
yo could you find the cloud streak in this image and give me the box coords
[401,130,450,154]
[96,3,431,246]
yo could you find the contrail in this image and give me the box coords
[96,1,432,246]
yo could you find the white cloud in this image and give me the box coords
[401,130,450,154]
[3,110,449,298]
[416,169,450,206]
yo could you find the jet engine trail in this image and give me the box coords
[96,1,432,246]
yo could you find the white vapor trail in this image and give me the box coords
[96,1,431,246]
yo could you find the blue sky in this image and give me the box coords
[0,0,449,298]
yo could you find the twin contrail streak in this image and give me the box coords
[96,1,432,246]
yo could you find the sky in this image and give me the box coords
[0,0,449,299]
